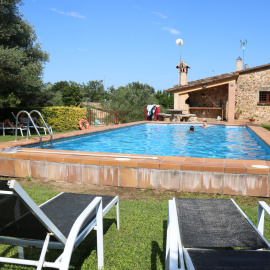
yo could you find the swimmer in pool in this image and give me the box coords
[187,126,195,133]
[201,120,209,129]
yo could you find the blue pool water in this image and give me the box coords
[30,124,270,160]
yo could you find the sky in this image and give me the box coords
[20,0,270,91]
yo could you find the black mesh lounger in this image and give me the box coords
[0,180,120,270]
[165,198,270,270]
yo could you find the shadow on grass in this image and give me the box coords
[0,245,14,257]
[70,218,116,268]
[0,218,117,270]
[151,220,167,270]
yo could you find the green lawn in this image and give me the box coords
[261,124,270,131]
[0,130,75,143]
[0,180,270,269]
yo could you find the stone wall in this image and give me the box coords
[174,93,190,112]
[236,68,270,122]
[188,85,228,119]
[0,153,269,197]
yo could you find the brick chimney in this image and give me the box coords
[176,61,190,86]
[174,61,190,110]
[236,57,242,71]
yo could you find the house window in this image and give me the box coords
[259,91,270,104]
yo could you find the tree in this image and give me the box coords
[62,82,83,107]
[35,82,65,107]
[82,80,106,102]
[109,82,157,111]
[0,0,49,107]
[51,81,69,93]
[155,90,174,109]
[106,82,156,122]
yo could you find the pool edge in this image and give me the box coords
[0,120,270,197]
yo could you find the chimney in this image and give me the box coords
[236,57,242,71]
[176,60,190,86]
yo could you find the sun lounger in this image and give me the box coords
[166,198,270,270]
[0,122,27,136]
[0,179,120,269]
[11,112,53,135]
[25,124,53,136]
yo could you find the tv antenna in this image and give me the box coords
[176,39,183,86]
[240,39,247,69]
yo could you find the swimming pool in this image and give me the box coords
[28,124,270,160]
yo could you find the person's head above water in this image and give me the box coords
[190,126,194,131]
[202,120,208,128]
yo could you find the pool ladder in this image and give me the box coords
[15,110,53,148]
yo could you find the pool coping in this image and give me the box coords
[1,120,270,197]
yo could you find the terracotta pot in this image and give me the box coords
[235,113,239,120]
[249,119,255,122]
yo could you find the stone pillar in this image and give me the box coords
[174,93,190,110]
[178,94,190,111]
[174,93,179,109]
[228,82,236,122]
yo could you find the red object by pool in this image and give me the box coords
[155,105,160,121]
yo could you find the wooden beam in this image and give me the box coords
[167,77,238,94]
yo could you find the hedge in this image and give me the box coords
[0,107,86,131]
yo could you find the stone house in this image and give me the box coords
[166,59,270,122]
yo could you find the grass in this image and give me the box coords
[0,180,270,269]
[0,129,75,143]
[261,124,270,131]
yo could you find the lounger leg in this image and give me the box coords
[116,201,120,230]
[60,197,104,270]
[37,233,52,270]
[257,201,270,235]
[18,246,24,259]
[258,206,265,235]
[165,205,170,270]
[166,200,185,270]
[96,200,104,269]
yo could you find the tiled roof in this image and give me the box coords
[237,63,270,75]
[167,63,270,92]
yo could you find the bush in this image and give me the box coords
[0,106,86,131]
[41,107,86,131]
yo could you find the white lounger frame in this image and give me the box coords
[11,111,53,136]
[0,180,120,269]
[0,122,27,137]
[26,125,53,136]
[165,198,270,270]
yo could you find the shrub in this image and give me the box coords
[41,107,86,131]
[0,106,86,131]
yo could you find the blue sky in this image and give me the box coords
[21,0,270,91]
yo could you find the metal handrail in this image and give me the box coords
[30,110,53,148]
[15,110,43,148]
